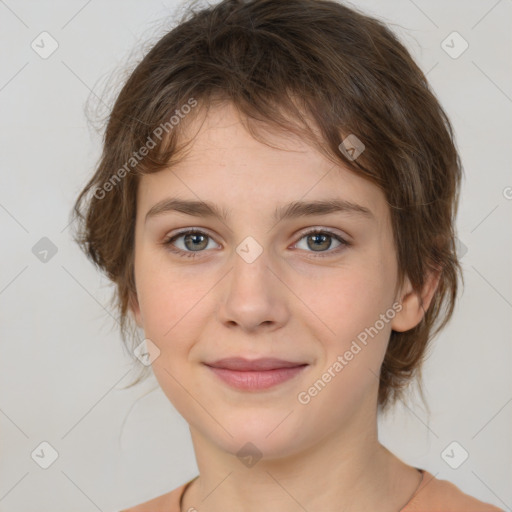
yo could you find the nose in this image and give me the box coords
[216,245,289,333]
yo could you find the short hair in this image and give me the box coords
[72,0,463,413]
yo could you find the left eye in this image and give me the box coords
[294,229,348,255]
[162,228,349,258]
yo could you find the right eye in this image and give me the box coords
[162,229,220,258]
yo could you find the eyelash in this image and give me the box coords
[162,228,350,259]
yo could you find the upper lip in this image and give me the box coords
[204,357,308,371]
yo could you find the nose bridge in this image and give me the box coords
[235,235,265,266]
[230,234,272,297]
[218,234,287,330]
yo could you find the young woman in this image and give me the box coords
[73,1,504,510]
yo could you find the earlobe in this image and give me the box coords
[391,270,441,333]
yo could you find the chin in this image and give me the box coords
[206,410,312,461]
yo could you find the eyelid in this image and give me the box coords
[162,227,221,250]
[294,225,351,242]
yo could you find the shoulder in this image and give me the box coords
[403,470,504,512]
[119,480,191,512]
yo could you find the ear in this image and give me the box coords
[128,290,144,328]
[391,269,441,332]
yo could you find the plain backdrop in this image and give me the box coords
[0,0,511,510]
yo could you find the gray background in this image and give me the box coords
[0,0,511,510]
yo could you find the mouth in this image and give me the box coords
[203,357,309,391]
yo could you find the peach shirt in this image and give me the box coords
[122,469,504,512]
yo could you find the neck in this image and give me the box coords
[181,403,420,512]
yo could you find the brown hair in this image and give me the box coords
[72,0,463,413]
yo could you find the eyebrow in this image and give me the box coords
[144,197,374,225]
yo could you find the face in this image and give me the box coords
[130,102,416,459]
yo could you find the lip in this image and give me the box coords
[204,357,308,391]
[206,357,307,371]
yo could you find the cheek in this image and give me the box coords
[300,259,394,338]
[134,249,206,334]
[135,264,203,409]
[297,254,396,395]
[295,266,395,421]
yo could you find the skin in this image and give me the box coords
[128,102,439,512]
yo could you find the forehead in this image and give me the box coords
[136,102,388,224]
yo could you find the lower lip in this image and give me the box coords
[206,365,308,391]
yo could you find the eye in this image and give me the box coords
[162,227,350,259]
[293,228,349,257]
[162,229,219,258]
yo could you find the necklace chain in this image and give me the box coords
[180,469,424,512]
